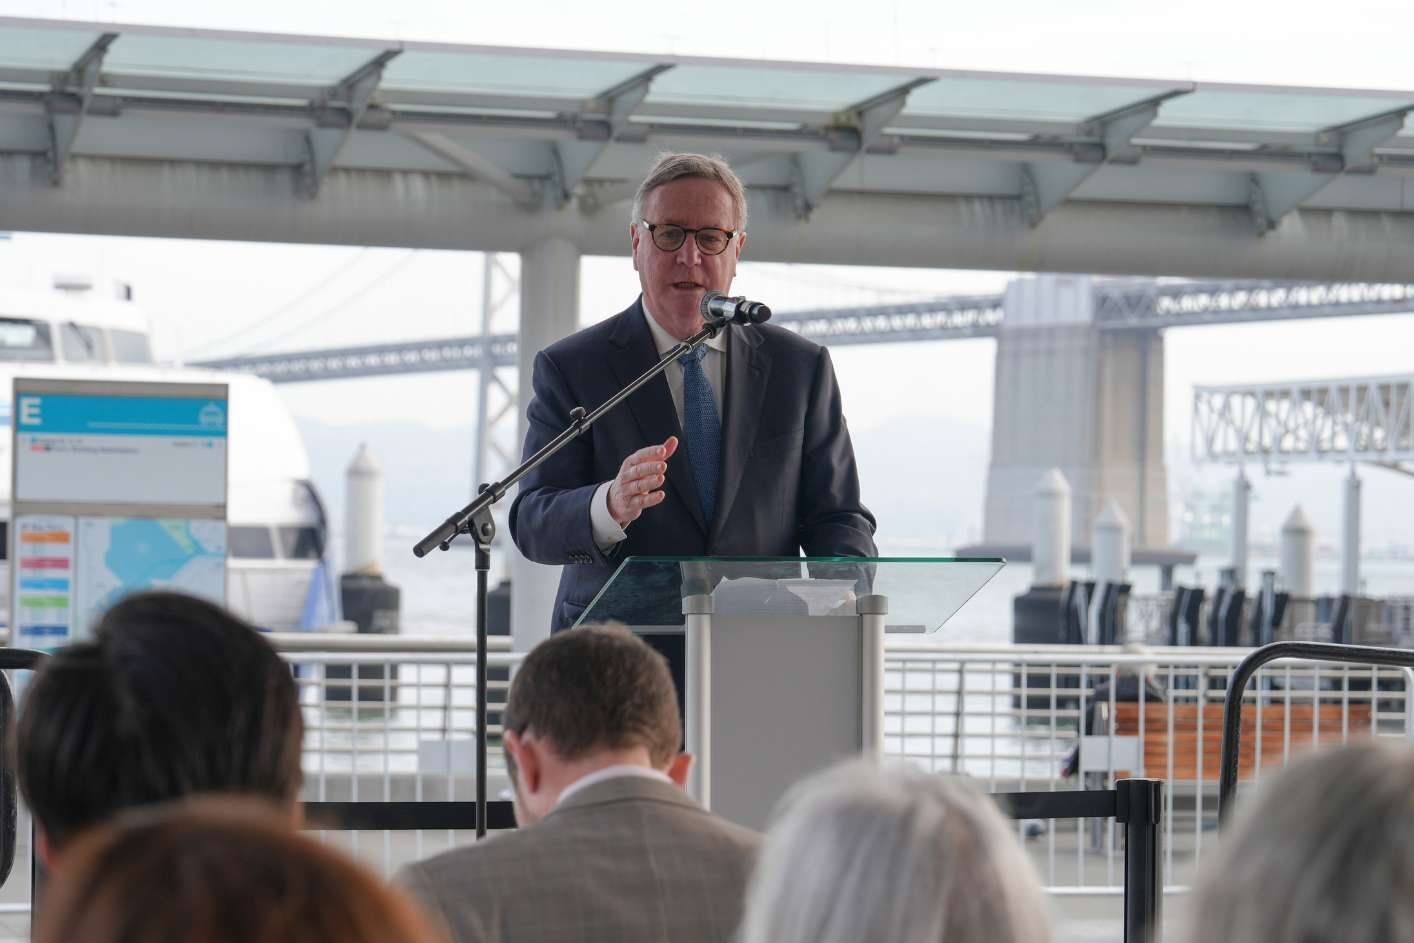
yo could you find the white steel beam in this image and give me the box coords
[301,49,400,198]
[790,77,933,219]
[400,130,541,210]
[1323,107,1411,173]
[14,154,1414,280]
[551,63,672,207]
[1020,89,1191,226]
[44,31,117,185]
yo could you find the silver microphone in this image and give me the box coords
[699,290,772,326]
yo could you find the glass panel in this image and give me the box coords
[900,78,1179,124]
[384,51,648,99]
[278,525,324,560]
[104,34,378,86]
[646,66,905,112]
[578,556,1004,634]
[229,526,276,560]
[59,323,102,363]
[0,25,103,72]
[109,329,153,364]
[1155,90,1410,133]
[0,318,53,363]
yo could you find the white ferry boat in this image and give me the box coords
[0,277,335,631]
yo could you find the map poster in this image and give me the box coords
[12,514,76,650]
[75,518,227,638]
[10,379,228,639]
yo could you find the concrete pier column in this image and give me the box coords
[1231,470,1252,589]
[511,237,581,653]
[1342,467,1362,596]
[1033,468,1071,588]
[981,275,1168,559]
[1092,499,1131,584]
[1280,505,1315,597]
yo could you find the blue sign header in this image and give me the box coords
[15,394,227,438]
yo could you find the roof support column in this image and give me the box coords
[510,237,581,653]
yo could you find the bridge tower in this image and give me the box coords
[982,275,1169,560]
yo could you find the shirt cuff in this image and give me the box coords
[590,481,628,552]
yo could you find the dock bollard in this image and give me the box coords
[327,444,401,703]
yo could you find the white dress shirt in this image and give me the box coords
[554,763,673,808]
[589,301,727,549]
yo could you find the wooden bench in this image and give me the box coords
[1103,700,1374,782]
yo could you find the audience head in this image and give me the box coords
[18,591,303,857]
[502,624,685,824]
[1184,740,1414,943]
[739,759,1051,943]
[35,799,446,943]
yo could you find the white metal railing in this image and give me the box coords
[2,636,1410,918]
[885,641,1414,896]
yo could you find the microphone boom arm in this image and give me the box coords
[413,319,727,558]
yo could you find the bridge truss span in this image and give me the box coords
[1096,280,1414,330]
[1192,374,1414,471]
[777,295,1004,345]
[196,334,519,380]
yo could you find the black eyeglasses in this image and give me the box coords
[639,221,738,256]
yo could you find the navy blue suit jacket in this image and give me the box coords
[509,298,877,630]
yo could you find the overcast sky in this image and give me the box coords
[4,0,1413,549]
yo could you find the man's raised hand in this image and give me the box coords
[607,437,678,527]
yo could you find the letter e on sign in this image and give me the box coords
[18,397,40,427]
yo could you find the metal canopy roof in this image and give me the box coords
[3,18,1414,277]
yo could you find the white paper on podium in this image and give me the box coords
[708,577,856,617]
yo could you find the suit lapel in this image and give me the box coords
[712,324,770,543]
[607,301,709,535]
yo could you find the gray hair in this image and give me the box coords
[1182,741,1414,943]
[739,759,1052,943]
[629,152,748,231]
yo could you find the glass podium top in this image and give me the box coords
[575,556,1004,634]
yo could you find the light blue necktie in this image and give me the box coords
[679,346,720,524]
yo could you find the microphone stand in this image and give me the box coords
[412,316,730,839]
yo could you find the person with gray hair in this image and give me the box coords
[1182,740,1414,943]
[739,759,1052,943]
[509,150,876,684]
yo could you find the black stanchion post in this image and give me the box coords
[1116,778,1163,943]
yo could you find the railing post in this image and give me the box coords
[1115,778,1163,943]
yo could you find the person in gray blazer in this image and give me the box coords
[398,625,760,943]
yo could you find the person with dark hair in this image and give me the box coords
[399,625,759,943]
[17,590,303,862]
[34,799,446,943]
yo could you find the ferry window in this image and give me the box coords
[110,329,153,364]
[229,526,276,560]
[60,322,102,363]
[278,526,325,560]
[0,318,54,362]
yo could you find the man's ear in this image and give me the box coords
[666,752,693,789]
[35,825,54,869]
[505,730,542,794]
[629,223,642,271]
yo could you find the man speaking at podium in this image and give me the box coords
[509,152,877,635]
